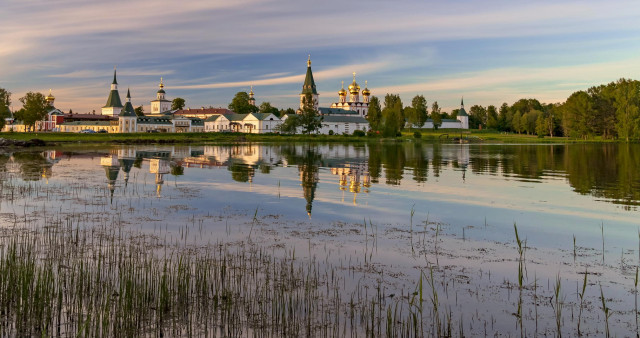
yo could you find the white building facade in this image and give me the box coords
[150,78,171,114]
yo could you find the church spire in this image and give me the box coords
[301,55,318,95]
[111,66,118,91]
[126,88,131,102]
[461,97,464,108]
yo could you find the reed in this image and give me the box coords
[577,269,587,336]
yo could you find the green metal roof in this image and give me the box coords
[318,107,358,115]
[190,118,204,126]
[301,63,318,95]
[227,113,247,121]
[120,101,136,117]
[322,116,368,123]
[103,90,123,108]
[457,108,468,117]
[248,113,277,121]
[112,69,118,85]
[205,114,222,122]
[120,90,136,117]
[137,116,173,125]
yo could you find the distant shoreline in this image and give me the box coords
[0,130,624,147]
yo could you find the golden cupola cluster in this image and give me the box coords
[348,72,360,95]
[338,81,347,96]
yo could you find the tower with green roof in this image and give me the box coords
[299,56,319,111]
[456,97,469,129]
[119,88,137,133]
[102,68,123,117]
[151,78,171,114]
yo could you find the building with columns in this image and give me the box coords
[150,78,171,114]
[330,73,370,117]
[101,69,123,117]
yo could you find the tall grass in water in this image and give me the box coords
[0,220,430,337]
[577,269,587,336]
[514,223,526,336]
[600,284,612,338]
[551,274,564,337]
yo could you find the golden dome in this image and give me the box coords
[348,72,360,94]
[362,80,370,96]
[45,89,55,101]
[338,81,347,96]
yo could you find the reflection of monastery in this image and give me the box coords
[4,143,470,214]
[331,162,371,205]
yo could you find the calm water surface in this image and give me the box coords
[2,142,640,335]
[17,143,637,245]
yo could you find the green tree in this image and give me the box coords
[469,105,487,129]
[498,102,510,131]
[366,96,382,131]
[228,91,259,114]
[408,95,428,128]
[276,115,300,134]
[382,94,403,136]
[134,106,144,116]
[279,108,296,117]
[430,101,442,130]
[171,97,186,110]
[535,113,547,137]
[512,110,522,134]
[18,92,48,131]
[259,102,280,117]
[404,107,416,128]
[298,93,322,135]
[0,88,11,130]
[588,83,616,139]
[486,105,499,129]
[614,78,640,142]
[562,91,593,139]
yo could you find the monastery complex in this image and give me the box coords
[3,58,469,134]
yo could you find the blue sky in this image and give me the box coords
[1,0,639,113]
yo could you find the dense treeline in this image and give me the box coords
[450,78,640,140]
[366,78,640,140]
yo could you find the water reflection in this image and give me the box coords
[2,143,640,211]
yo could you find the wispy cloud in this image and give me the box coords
[49,69,175,79]
[172,60,390,90]
[1,0,639,112]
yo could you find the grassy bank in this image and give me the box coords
[0,130,621,145]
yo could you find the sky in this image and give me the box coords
[1,0,639,114]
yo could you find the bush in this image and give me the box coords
[413,131,422,139]
[353,130,365,137]
[328,130,334,135]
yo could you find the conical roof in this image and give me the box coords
[301,56,318,95]
[120,89,136,117]
[103,69,123,108]
[457,97,468,117]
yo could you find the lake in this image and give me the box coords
[1,142,639,336]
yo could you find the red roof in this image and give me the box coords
[63,113,115,121]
